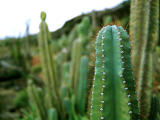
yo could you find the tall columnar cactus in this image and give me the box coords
[90,25,139,120]
[76,56,89,115]
[38,11,65,119]
[70,39,82,93]
[130,0,159,119]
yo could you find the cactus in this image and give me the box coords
[38,11,65,119]
[90,25,138,120]
[28,80,47,120]
[48,108,58,120]
[76,56,89,115]
[77,16,91,47]
[130,0,159,119]
[70,39,82,93]
[104,16,112,25]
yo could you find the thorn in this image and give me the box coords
[120,75,123,77]
[128,95,131,98]
[101,101,104,103]
[102,78,105,81]
[102,66,104,68]
[121,51,124,53]
[119,38,122,41]
[102,55,104,57]
[102,49,104,52]
[101,117,104,119]
[101,43,104,46]
[128,103,131,105]
[101,93,104,95]
[102,85,106,88]
[103,72,106,75]
[100,108,103,111]
[120,45,123,47]
[129,111,132,114]
[125,88,128,90]
[123,81,126,83]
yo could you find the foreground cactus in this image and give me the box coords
[130,0,159,119]
[90,25,139,120]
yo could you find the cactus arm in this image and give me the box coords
[76,56,89,115]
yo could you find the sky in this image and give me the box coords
[0,0,124,39]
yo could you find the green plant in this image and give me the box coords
[38,11,65,119]
[76,56,89,115]
[70,39,82,93]
[90,25,138,120]
[130,0,159,119]
[48,108,58,120]
[27,80,47,120]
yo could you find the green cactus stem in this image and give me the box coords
[48,108,58,120]
[38,11,65,119]
[130,0,159,119]
[90,25,138,120]
[70,39,82,93]
[76,56,89,115]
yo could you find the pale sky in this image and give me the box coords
[0,0,124,39]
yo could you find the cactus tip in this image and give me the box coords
[41,11,46,21]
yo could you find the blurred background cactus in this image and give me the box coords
[0,0,159,120]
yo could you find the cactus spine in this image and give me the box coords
[130,0,159,119]
[90,25,138,120]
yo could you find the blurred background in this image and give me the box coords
[0,0,159,120]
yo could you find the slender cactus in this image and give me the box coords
[48,108,58,120]
[76,56,89,115]
[90,25,138,120]
[70,39,82,93]
[38,11,65,119]
[28,80,47,120]
[130,0,159,119]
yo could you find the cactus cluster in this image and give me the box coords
[22,0,159,119]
